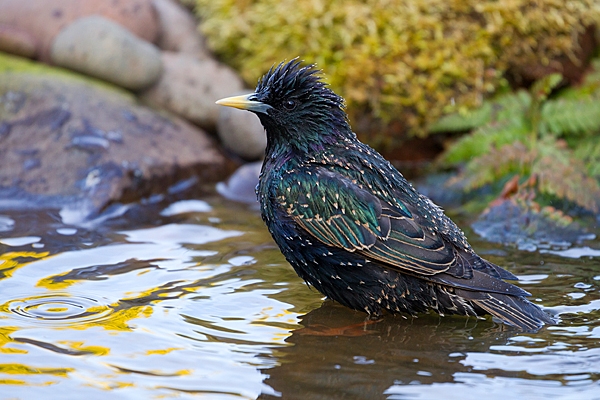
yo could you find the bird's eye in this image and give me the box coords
[283,100,297,110]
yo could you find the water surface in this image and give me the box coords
[0,196,598,399]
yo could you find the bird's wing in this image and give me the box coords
[278,167,528,297]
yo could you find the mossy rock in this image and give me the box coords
[0,53,229,222]
[0,51,133,102]
[196,0,599,146]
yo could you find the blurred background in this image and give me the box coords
[2,0,600,239]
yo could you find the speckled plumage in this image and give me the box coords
[217,59,555,330]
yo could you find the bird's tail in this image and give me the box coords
[456,289,556,331]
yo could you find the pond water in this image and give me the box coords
[0,194,599,399]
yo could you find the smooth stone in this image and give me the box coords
[0,0,159,62]
[153,0,210,59]
[139,52,244,130]
[50,16,163,90]
[216,161,262,204]
[217,96,266,160]
[0,54,232,221]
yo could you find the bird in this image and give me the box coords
[216,59,555,331]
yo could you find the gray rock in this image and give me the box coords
[472,199,593,251]
[50,16,162,90]
[216,161,261,204]
[0,66,232,221]
[139,52,244,130]
[153,0,210,59]
[217,97,266,160]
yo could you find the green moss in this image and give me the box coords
[0,52,134,100]
[195,0,599,142]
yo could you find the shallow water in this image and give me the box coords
[0,195,599,399]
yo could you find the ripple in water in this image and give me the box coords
[7,294,113,325]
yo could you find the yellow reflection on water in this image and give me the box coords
[0,251,49,279]
[0,379,26,385]
[56,341,110,356]
[145,347,184,355]
[36,274,74,290]
[0,327,27,354]
[71,305,154,331]
[0,364,72,376]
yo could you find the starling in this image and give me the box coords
[216,59,555,330]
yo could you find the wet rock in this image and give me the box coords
[0,54,232,221]
[217,96,266,160]
[0,24,37,58]
[472,199,595,251]
[50,16,163,90]
[139,52,244,130]
[216,161,261,204]
[0,0,159,62]
[153,0,210,59]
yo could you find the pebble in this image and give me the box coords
[217,96,266,160]
[153,0,210,59]
[50,16,162,90]
[139,52,244,130]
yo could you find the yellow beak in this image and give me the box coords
[215,93,272,114]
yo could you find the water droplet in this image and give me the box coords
[6,293,113,325]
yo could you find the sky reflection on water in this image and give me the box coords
[0,197,599,399]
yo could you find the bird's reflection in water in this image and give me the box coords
[260,301,515,399]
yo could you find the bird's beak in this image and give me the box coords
[215,93,272,114]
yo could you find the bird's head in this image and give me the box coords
[216,59,354,156]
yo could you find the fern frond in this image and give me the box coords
[493,90,531,122]
[533,139,600,212]
[453,141,534,191]
[573,137,600,179]
[441,118,530,165]
[430,90,531,134]
[428,102,492,133]
[541,97,600,136]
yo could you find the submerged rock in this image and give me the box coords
[216,161,261,204]
[0,54,231,222]
[472,199,595,251]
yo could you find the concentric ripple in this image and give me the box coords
[6,293,113,325]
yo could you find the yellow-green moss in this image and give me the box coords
[0,52,134,100]
[196,0,599,141]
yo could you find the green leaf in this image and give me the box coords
[453,141,534,191]
[541,97,600,136]
[441,118,529,165]
[428,102,493,133]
